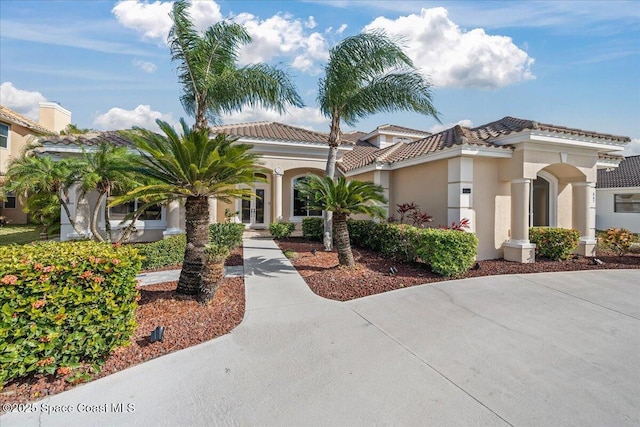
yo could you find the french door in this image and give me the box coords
[240,184,269,228]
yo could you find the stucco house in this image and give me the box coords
[39,116,630,263]
[0,103,70,224]
[596,155,640,233]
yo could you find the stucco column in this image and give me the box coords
[67,184,91,240]
[573,182,596,256]
[373,168,390,221]
[273,169,283,222]
[503,179,536,263]
[163,199,182,238]
[208,197,218,224]
[447,157,475,232]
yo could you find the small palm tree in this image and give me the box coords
[317,31,440,249]
[5,153,84,236]
[296,175,387,268]
[78,142,141,242]
[113,119,262,301]
[169,0,303,130]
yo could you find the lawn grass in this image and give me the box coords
[0,225,42,246]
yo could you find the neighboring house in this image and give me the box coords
[596,155,640,233]
[40,116,630,263]
[0,102,69,224]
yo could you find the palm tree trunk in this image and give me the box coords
[333,213,355,268]
[177,195,209,296]
[90,191,106,242]
[323,114,341,251]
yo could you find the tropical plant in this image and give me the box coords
[112,119,262,302]
[4,153,84,236]
[78,142,141,242]
[60,123,93,135]
[317,30,440,249]
[602,227,634,256]
[169,0,303,131]
[295,175,387,268]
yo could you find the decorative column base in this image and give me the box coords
[575,239,597,257]
[503,241,536,263]
[163,228,183,238]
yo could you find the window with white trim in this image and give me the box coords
[292,176,322,217]
[110,200,162,221]
[614,194,640,213]
[0,123,9,149]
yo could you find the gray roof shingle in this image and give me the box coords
[597,155,640,188]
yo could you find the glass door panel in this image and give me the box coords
[241,198,251,224]
[255,189,265,225]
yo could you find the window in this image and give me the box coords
[293,176,322,217]
[110,200,162,221]
[0,123,8,149]
[614,194,640,213]
[3,191,16,209]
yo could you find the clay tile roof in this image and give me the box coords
[341,130,368,145]
[376,124,431,136]
[597,155,640,188]
[0,105,55,135]
[39,131,135,148]
[210,121,330,145]
[476,116,630,143]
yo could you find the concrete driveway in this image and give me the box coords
[2,238,639,426]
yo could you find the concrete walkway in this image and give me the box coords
[2,238,639,426]
[136,265,243,286]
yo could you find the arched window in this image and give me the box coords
[292,176,322,217]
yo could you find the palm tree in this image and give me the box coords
[296,175,387,268]
[317,31,440,249]
[113,119,262,301]
[78,142,140,242]
[169,0,303,131]
[5,153,83,236]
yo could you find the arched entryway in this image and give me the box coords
[530,170,558,227]
[237,172,270,228]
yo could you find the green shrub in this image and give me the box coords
[347,219,381,251]
[209,223,245,249]
[302,217,323,241]
[601,227,634,256]
[347,221,421,263]
[415,229,478,276]
[269,222,296,239]
[0,241,141,388]
[205,243,231,263]
[134,234,185,270]
[529,227,580,260]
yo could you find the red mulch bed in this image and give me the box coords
[0,248,245,407]
[277,238,640,301]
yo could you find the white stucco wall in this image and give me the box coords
[596,187,640,233]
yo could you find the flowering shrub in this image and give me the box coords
[529,227,580,260]
[0,241,141,388]
[602,227,634,256]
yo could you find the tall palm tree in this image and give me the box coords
[169,0,303,130]
[296,175,387,268]
[113,119,262,301]
[5,154,83,236]
[78,143,140,242]
[317,31,440,249]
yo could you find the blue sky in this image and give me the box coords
[1,0,639,154]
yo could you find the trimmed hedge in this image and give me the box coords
[269,222,296,239]
[0,241,141,387]
[529,227,580,260]
[134,234,185,270]
[209,223,245,249]
[347,219,478,276]
[302,217,323,241]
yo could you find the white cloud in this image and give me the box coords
[0,82,47,119]
[622,138,640,156]
[428,119,474,134]
[222,106,328,131]
[336,24,347,34]
[112,1,330,74]
[93,105,178,132]
[132,59,157,73]
[364,7,535,89]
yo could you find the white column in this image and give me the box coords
[503,178,536,263]
[273,169,284,222]
[373,169,390,221]
[208,197,218,224]
[163,199,182,238]
[573,182,596,256]
[447,157,475,232]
